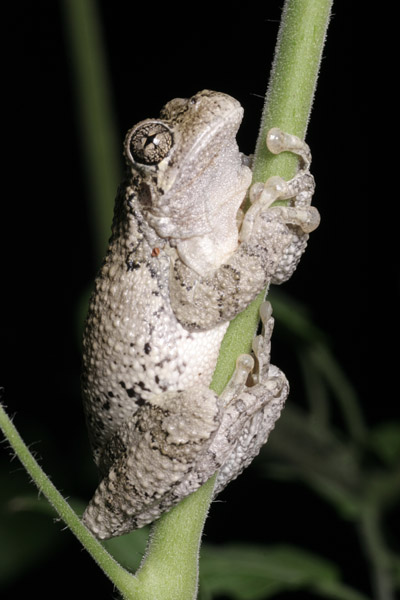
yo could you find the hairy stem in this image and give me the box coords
[137,1,333,599]
[0,402,137,599]
[252,0,333,185]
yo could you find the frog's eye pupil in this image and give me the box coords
[128,123,173,165]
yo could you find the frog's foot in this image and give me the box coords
[213,301,288,495]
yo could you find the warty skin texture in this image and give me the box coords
[81,90,319,539]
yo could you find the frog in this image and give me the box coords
[81,89,320,540]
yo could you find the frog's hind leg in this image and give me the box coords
[82,303,288,539]
[156,301,288,510]
[212,301,289,495]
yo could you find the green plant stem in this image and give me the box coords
[360,503,396,600]
[0,403,137,599]
[61,0,121,259]
[137,1,332,598]
[135,476,216,600]
[308,343,367,443]
[252,0,332,185]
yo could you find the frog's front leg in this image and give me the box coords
[240,128,320,285]
[170,129,320,330]
[242,128,318,241]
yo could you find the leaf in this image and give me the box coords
[102,527,149,572]
[2,489,149,574]
[0,486,61,585]
[370,422,400,466]
[199,544,368,600]
[262,404,363,520]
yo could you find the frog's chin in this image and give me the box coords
[176,229,239,276]
[146,204,240,274]
[146,209,211,240]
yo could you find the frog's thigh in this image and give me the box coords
[173,302,288,499]
[82,386,222,539]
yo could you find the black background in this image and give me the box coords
[1,2,386,599]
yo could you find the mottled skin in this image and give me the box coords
[81,90,319,539]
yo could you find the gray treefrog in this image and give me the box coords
[81,90,319,539]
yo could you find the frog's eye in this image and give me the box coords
[126,122,173,166]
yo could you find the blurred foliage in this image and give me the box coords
[199,544,369,600]
[1,1,399,599]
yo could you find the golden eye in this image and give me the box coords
[127,122,173,165]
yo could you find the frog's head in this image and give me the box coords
[124,90,250,244]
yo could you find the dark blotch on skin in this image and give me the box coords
[127,259,141,272]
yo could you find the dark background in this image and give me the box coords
[1,2,386,599]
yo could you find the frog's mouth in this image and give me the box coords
[186,104,243,158]
[178,99,243,171]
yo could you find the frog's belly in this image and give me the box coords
[145,315,229,391]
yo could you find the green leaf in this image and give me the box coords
[2,489,149,574]
[102,527,149,573]
[392,555,400,585]
[200,544,368,600]
[268,288,326,344]
[262,405,363,520]
[370,422,400,466]
[269,289,366,443]
[0,509,59,585]
[200,544,336,599]
[0,484,60,585]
